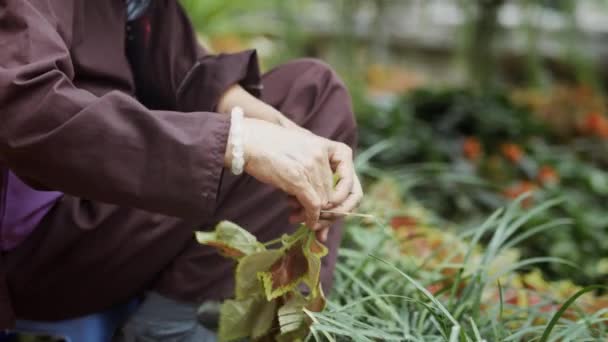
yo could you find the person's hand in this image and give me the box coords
[228,118,332,230]
[286,140,363,241]
[225,118,359,237]
[274,113,311,134]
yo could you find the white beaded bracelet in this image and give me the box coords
[230,106,245,175]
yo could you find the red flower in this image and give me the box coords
[538,166,559,185]
[425,283,443,295]
[462,136,482,161]
[503,181,537,207]
[390,216,418,232]
[501,143,524,163]
[582,112,608,139]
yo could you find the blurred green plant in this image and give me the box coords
[311,194,607,341]
[180,0,274,36]
[356,88,608,286]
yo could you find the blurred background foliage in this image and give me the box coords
[181,0,608,287]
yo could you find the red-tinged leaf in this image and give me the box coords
[196,221,264,260]
[302,232,327,296]
[204,241,245,258]
[304,255,321,297]
[280,225,309,248]
[235,250,283,299]
[213,222,328,341]
[306,284,326,313]
[258,240,308,301]
[306,233,328,258]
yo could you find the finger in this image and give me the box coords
[316,227,329,242]
[328,144,354,206]
[295,184,322,229]
[313,220,332,232]
[330,174,363,214]
[319,211,344,221]
[329,160,354,206]
[309,151,331,209]
[319,211,336,220]
[320,154,334,209]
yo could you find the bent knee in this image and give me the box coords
[289,58,345,89]
[264,58,358,145]
[294,59,357,132]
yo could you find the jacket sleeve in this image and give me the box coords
[127,0,262,112]
[0,0,230,220]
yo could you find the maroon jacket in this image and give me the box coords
[0,0,261,234]
[0,0,260,327]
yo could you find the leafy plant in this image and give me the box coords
[356,88,608,286]
[309,186,607,341]
[196,221,327,341]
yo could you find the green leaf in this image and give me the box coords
[196,221,265,259]
[280,225,309,248]
[277,283,326,337]
[252,297,278,339]
[539,285,608,342]
[278,292,307,335]
[218,297,257,342]
[333,173,341,188]
[276,285,325,341]
[218,295,278,342]
[235,250,283,299]
[275,326,309,342]
[303,232,328,297]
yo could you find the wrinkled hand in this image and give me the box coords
[274,113,312,135]
[225,118,362,240]
[266,114,363,242]
[287,141,363,241]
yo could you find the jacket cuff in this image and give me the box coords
[191,113,231,219]
[176,50,262,113]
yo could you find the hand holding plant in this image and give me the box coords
[226,118,362,235]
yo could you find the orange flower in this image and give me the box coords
[425,283,443,295]
[538,165,559,185]
[582,112,608,139]
[598,122,608,139]
[501,143,524,163]
[390,215,418,233]
[462,136,482,161]
[503,181,537,207]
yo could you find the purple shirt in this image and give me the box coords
[0,167,62,251]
